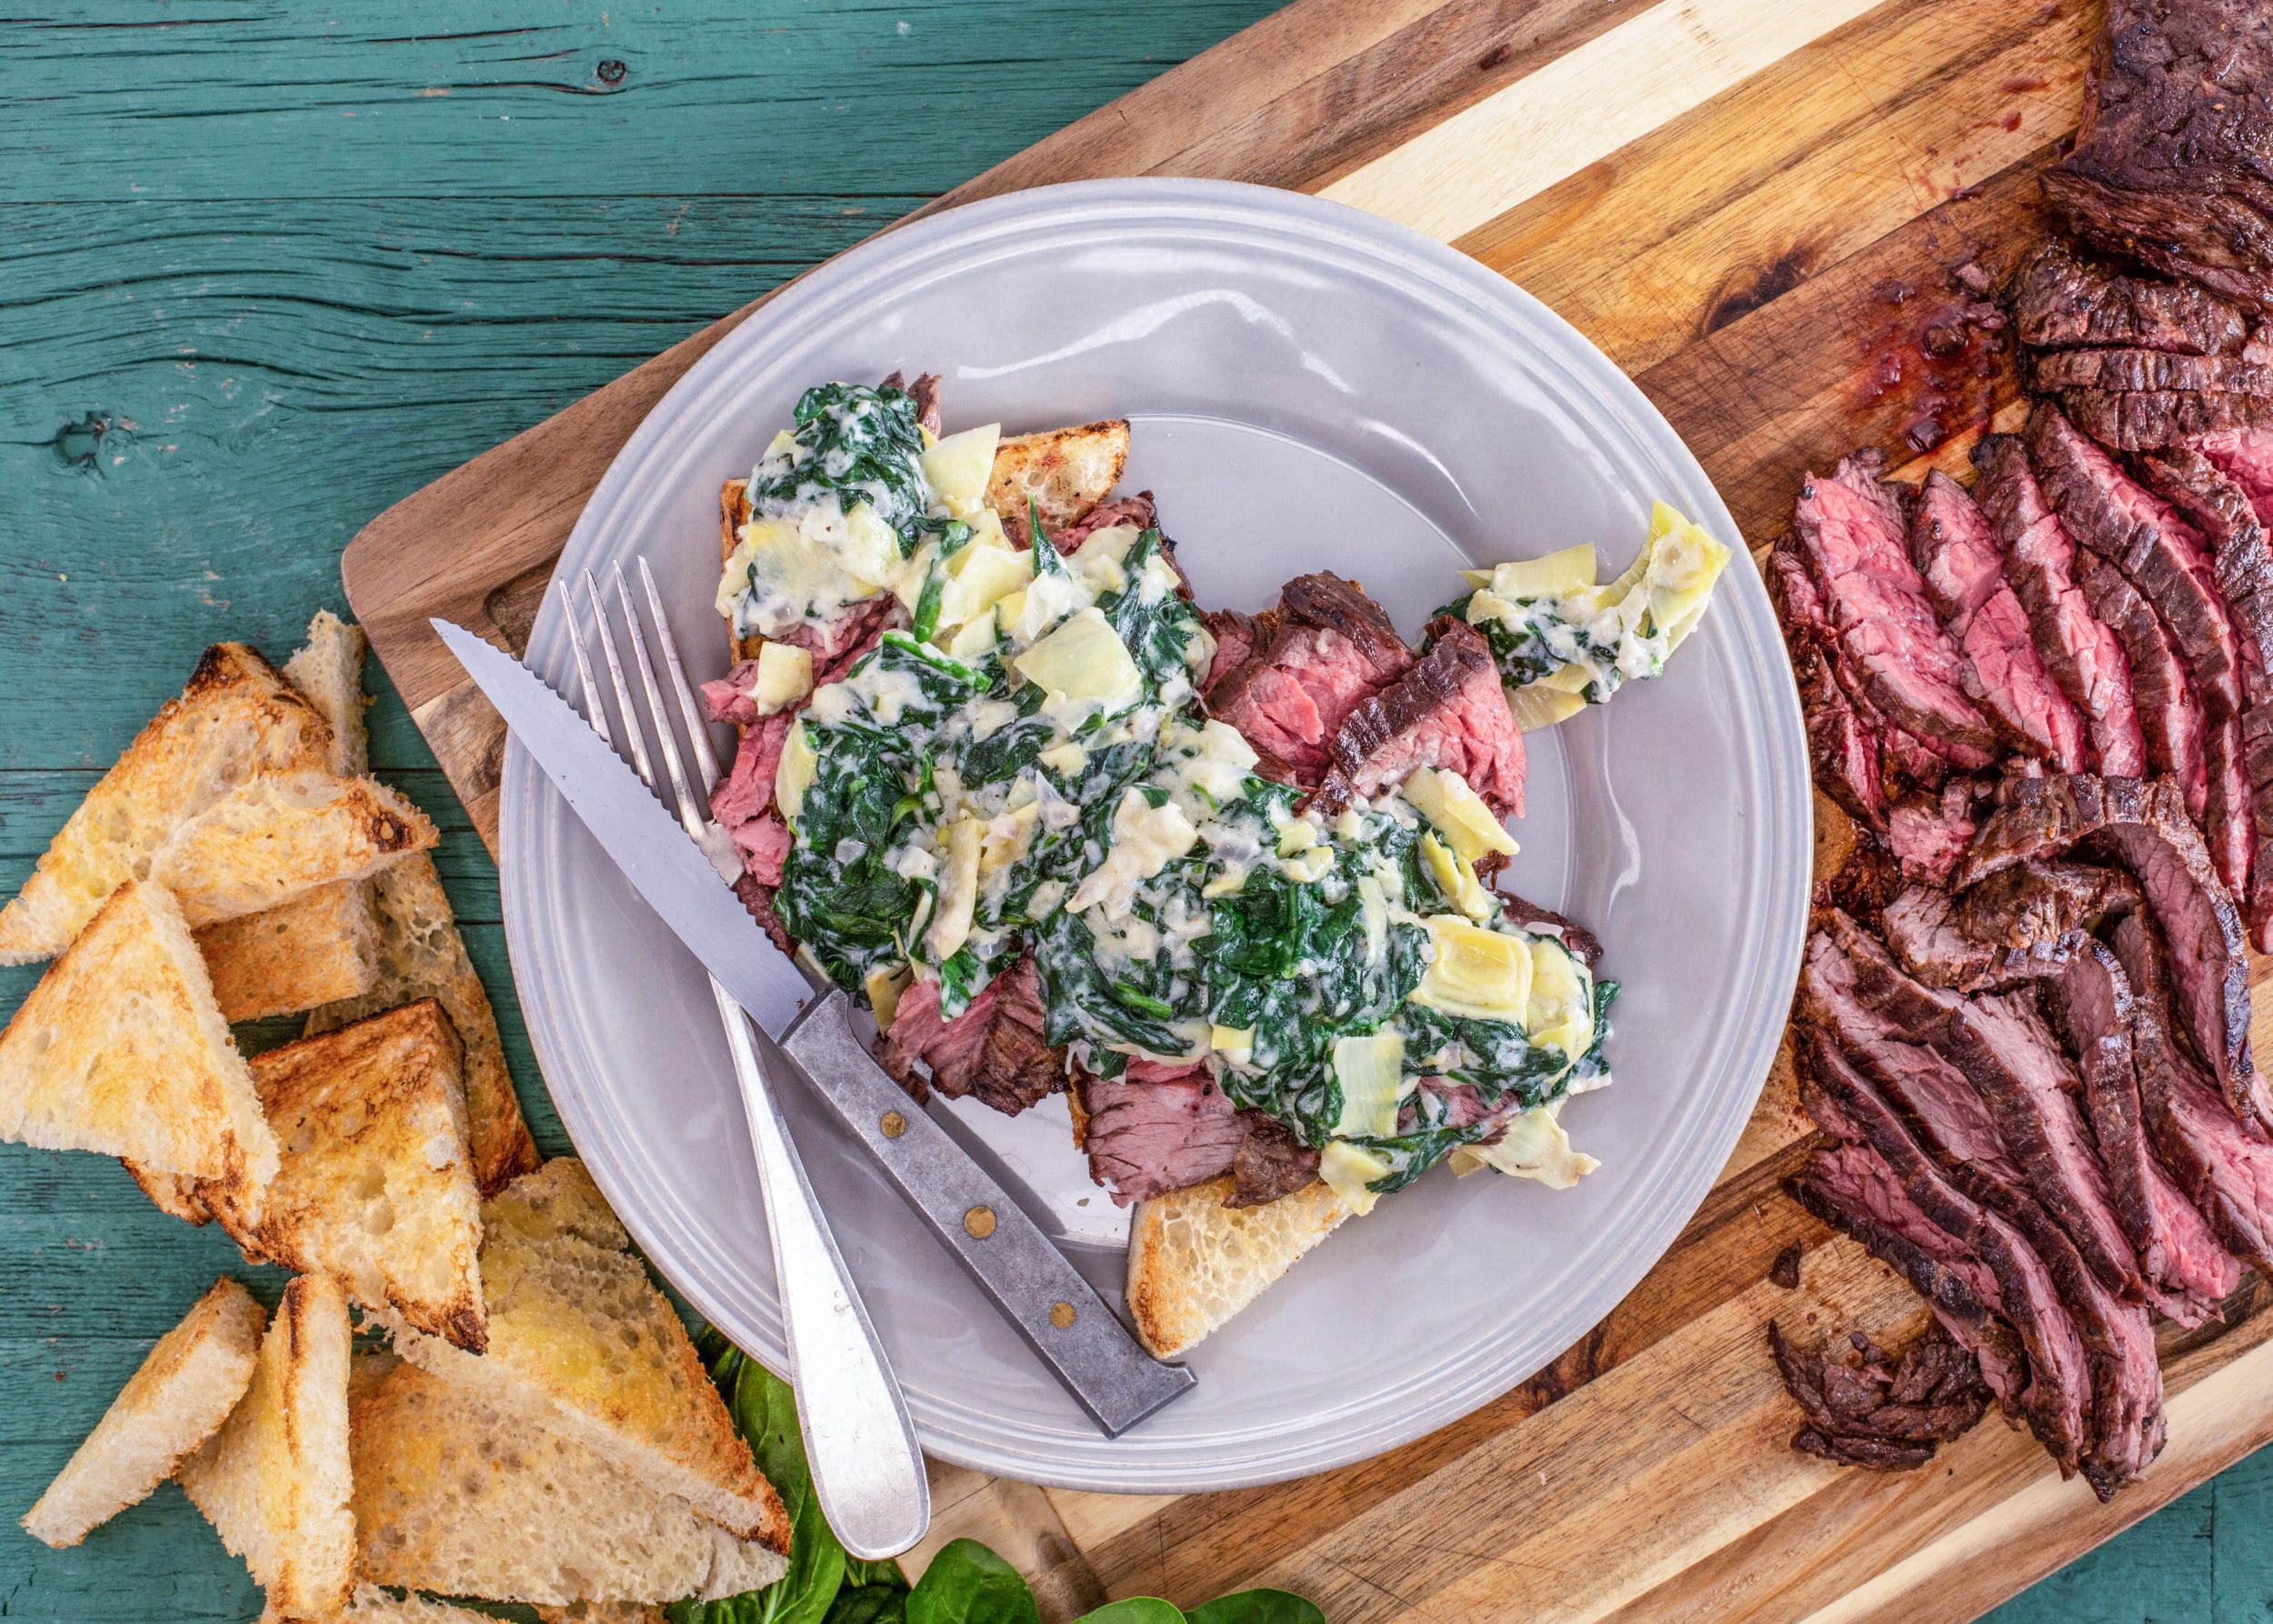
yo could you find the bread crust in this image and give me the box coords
[1126,1177,1348,1358]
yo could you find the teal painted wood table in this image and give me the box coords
[0,4,2266,1619]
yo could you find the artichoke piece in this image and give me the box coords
[1412,915,1533,1022]
[1400,766,1517,861]
[774,720,818,819]
[1447,1101,1598,1188]
[1012,606,1143,712]
[919,423,1002,516]
[1526,935,1596,1069]
[1321,1140,1393,1217]
[1503,684,1588,732]
[1331,1031,1407,1138]
[1475,543,1598,603]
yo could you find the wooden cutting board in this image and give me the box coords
[341,0,2273,1617]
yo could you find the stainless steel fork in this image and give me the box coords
[565,562,930,1561]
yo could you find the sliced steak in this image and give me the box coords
[1054,493,1157,554]
[2044,940,2242,1327]
[1822,915,2145,1300]
[2010,241,2250,356]
[778,594,903,687]
[1227,1115,1320,1208]
[1958,774,2259,1120]
[1497,891,1606,969]
[1797,1036,2091,1476]
[1794,455,1998,766]
[2044,0,2273,313]
[1786,1148,2030,1420]
[1975,435,2149,775]
[1770,545,1890,826]
[1911,472,2088,767]
[2073,550,2209,816]
[1313,617,1527,814]
[1075,1064,1248,1205]
[1958,859,2144,946]
[2161,435,2273,947]
[878,957,1065,1117]
[2059,386,2273,450]
[2033,346,2273,395]
[1206,573,1414,782]
[1881,869,2115,994]
[1202,606,1274,692]
[2117,911,2273,1274]
[1771,1321,1992,1470]
[1887,781,1983,887]
[2028,404,2246,724]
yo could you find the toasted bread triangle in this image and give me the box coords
[178,1273,355,1623]
[1125,1177,1348,1358]
[21,1277,265,1549]
[351,1359,788,1605]
[0,645,334,964]
[203,1001,486,1351]
[0,881,278,1188]
[149,770,436,928]
[194,611,386,1024]
[375,1159,786,1547]
[989,419,1130,546]
[304,853,536,1196]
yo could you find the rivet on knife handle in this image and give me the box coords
[782,990,1197,1436]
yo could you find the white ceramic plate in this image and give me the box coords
[501,178,1810,1492]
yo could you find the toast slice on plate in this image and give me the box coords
[1126,1177,1350,1358]
[177,1273,355,1623]
[351,1359,788,1605]
[373,1159,787,1546]
[0,644,335,964]
[0,879,279,1189]
[203,1000,486,1351]
[989,419,1131,545]
[305,852,537,1196]
[149,770,436,927]
[20,1277,266,1549]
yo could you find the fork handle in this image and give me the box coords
[712,979,931,1560]
[782,990,1197,1436]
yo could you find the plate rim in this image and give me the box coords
[499,175,1812,1492]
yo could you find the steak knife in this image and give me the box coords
[434,618,1197,1438]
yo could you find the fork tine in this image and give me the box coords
[609,562,708,840]
[558,581,615,751]
[581,568,658,796]
[636,555,725,794]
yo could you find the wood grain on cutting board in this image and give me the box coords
[344,0,2273,1619]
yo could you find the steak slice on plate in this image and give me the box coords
[877,957,1066,1116]
[1205,572,1413,784]
[1075,1062,1248,1206]
[1313,617,1527,815]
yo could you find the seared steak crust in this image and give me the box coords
[1313,617,1527,814]
[1958,775,2258,1118]
[2045,0,2273,313]
[2012,241,2250,356]
[1770,1321,1993,1470]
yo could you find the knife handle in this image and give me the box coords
[713,980,931,1558]
[781,990,1197,1437]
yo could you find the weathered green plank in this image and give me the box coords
[0,1,1277,205]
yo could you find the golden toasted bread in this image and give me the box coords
[351,1360,788,1605]
[195,612,385,1020]
[989,420,1130,545]
[536,1605,672,1623]
[177,1274,355,1623]
[0,880,278,1190]
[148,770,436,928]
[0,645,334,964]
[1125,1177,1348,1358]
[304,853,536,1195]
[202,1001,486,1352]
[343,1587,497,1621]
[283,612,372,778]
[194,879,380,1023]
[21,1278,265,1549]
[373,1159,786,1547]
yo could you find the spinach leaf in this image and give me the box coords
[905,1539,1043,1624]
[827,1586,911,1624]
[1187,1593,1327,1624]
[668,1345,846,1624]
[755,383,939,557]
[1096,528,1206,692]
